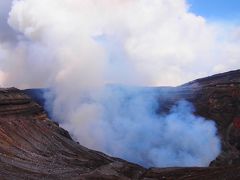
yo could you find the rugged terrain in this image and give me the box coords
[0,70,239,179]
[155,69,240,166]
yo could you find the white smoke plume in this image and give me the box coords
[1,0,239,167]
[56,86,220,167]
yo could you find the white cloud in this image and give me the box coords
[0,0,229,167]
[0,0,238,88]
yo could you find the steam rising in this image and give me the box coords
[2,0,239,167]
[56,86,220,167]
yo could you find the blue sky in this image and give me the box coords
[187,0,240,22]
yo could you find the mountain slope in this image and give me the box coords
[0,70,240,179]
[0,88,145,179]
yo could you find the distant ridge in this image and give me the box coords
[181,69,240,87]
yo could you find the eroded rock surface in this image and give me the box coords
[0,70,240,179]
[154,70,240,166]
[0,88,145,179]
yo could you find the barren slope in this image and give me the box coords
[0,70,240,179]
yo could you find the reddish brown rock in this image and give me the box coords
[0,88,145,179]
[1,70,240,179]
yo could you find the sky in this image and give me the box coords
[188,0,240,23]
[0,0,240,88]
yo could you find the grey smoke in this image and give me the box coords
[0,1,16,42]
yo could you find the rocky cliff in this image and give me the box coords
[155,69,240,166]
[0,88,146,179]
[0,70,240,179]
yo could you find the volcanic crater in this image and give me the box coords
[0,70,240,179]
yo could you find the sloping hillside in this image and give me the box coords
[0,70,240,179]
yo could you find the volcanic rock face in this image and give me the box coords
[0,70,240,179]
[0,88,147,179]
[155,70,240,166]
